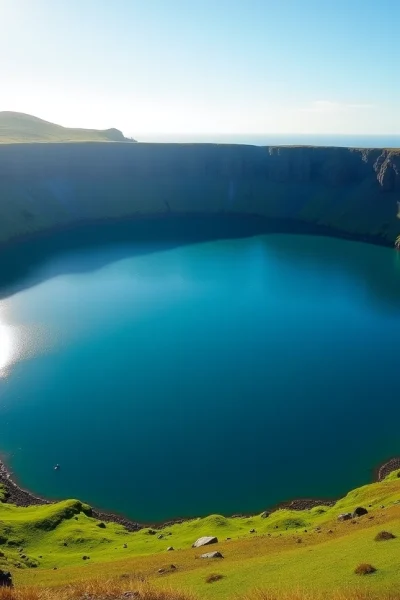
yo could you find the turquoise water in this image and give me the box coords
[1,221,400,522]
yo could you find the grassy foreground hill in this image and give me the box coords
[2,472,400,599]
[0,112,134,143]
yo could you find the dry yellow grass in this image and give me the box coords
[239,591,400,600]
[2,582,400,600]
[0,579,195,600]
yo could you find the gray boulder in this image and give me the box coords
[192,536,218,548]
[200,551,223,559]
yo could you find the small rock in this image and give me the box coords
[167,547,174,552]
[53,567,57,570]
[249,529,256,533]
[157,534,164,539]
[123,544,128,548]
[96,522,106,529]
[170,564,177,570]
[192,536,218,548]
[338,513,352,522]
[328,530,333,534]
[82,556,90,561]
[352,507,368,518]
[226,537,231,540]
[297,538,302,543]
[147,529,157,536]
[158,568,165,574]
[260,511,270,518]
[200,551,224,559]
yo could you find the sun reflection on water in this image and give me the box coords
[0,322,14,376]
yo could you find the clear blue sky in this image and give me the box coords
[1,0,398,135]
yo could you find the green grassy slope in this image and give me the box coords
[0,112,134,143]
[1,472,400,598]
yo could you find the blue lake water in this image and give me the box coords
[0,221,400,522]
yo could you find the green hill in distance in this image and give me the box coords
[0,111,135,143]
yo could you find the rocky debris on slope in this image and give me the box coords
[378,458,400,480]
[279,498,335,511]
[192,536,218,548]
[352,507,368,518]
[85,509,141,532]
[0,461,48,507]
[200,551,224,559]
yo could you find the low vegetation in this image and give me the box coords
[1,471,400,598]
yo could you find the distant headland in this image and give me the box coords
[0,111,135,144]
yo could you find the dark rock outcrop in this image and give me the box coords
[352,507,368,518]
[0,570,12,587]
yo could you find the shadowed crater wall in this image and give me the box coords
[0,143,399,245]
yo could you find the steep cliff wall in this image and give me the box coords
[0,143,399,244]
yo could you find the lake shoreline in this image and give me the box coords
[0,213,396,256]
[1,456,398,530]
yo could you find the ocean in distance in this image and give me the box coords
[0,219,400,522]
[137,133,400,148]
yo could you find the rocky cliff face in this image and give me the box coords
[0,143,399,244]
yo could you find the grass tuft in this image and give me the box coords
[354,564,377,575]
[205,573,224,584]
[374,530,396,541]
